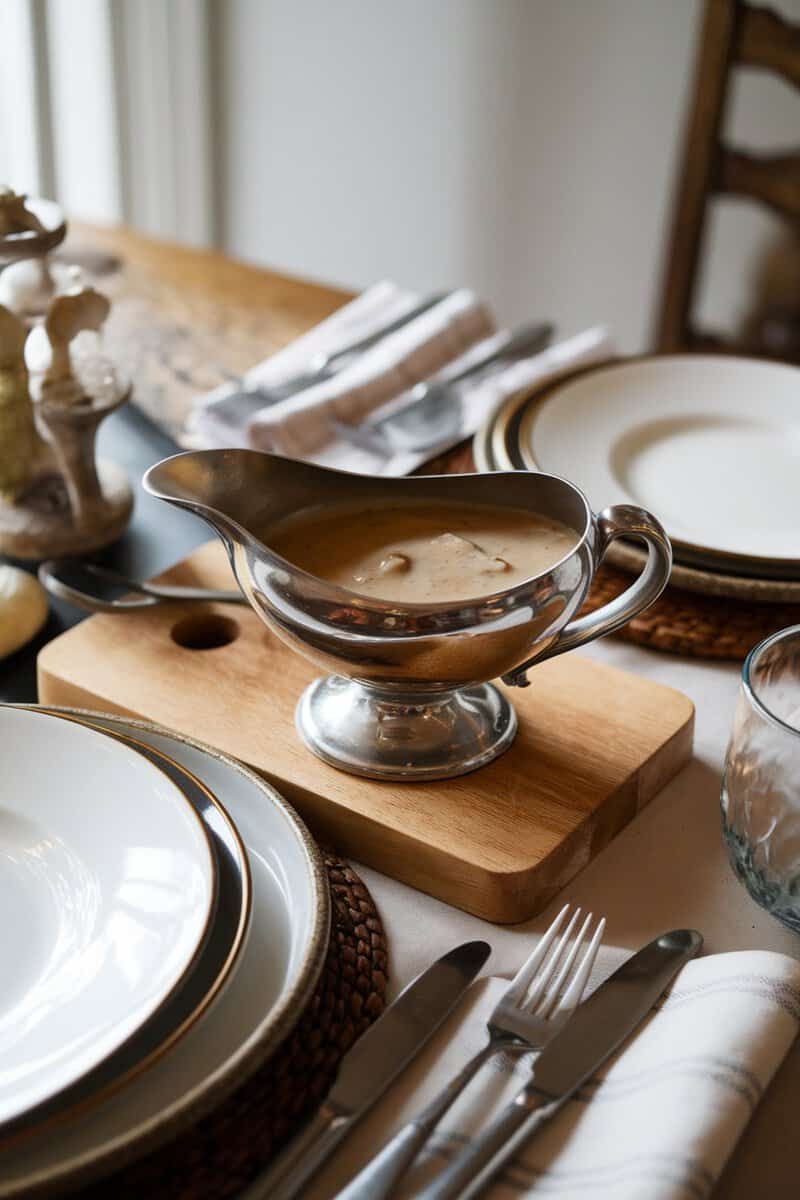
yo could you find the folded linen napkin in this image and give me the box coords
[306,950,800,1200]
[185,281,613,476]
[186,282,493,451]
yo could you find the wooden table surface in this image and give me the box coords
[63,222,354,439]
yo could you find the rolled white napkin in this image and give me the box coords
[246,287,494,460]
[306,950,800,1200]
[186,282,493,452]
[185,281,614,475]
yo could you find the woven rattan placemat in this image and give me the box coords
[584,565,800,661]
[81,852,387,1200]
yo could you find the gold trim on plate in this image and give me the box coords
[476,358,800,602]
[0,707,221,1140]
[516,356,800,580]
[0,713,252,1147]
[2,704,330,1200]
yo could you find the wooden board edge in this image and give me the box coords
[488,698,696,923]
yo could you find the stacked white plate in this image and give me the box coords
[0,705,329,1197]
[475,355,800,603]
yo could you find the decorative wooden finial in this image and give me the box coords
[0,303,49,499]
[43,282,111,396]
[0,186,46,236]
[0,303,27,366]
[0,187,131,557]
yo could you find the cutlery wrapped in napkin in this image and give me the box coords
[185,281,613,475]
[307,949,800,1200]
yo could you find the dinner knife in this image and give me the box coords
[242,940,491,1200]
[213,290,451,420]
[418,928,702,1200]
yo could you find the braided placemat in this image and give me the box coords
[424,442,800,662]
[583,565,800,661]
[81,852,388,1200]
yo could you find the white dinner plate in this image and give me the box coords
[474,382,800,603]
[0,708,216,1127]
[516,356,800,576]
[0,707,329,1199]
[0,718,252,1144]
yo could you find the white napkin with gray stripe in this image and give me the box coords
[186,282,493,457]
[306,950,800,1200]
[185,281,613,475]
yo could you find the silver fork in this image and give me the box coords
[336,904,605,1200]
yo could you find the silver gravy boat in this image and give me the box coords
[144,451,671,781]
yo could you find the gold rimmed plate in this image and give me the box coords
[516,355,800,580]
[0,706,328,1200]
[0,713,252,1147]
[476,361,800,604]
[0,708,218,1132]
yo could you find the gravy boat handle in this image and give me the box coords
[502,505,672,688]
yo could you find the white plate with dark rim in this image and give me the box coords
[516,355,800,579]
[0,716,252,1146]
[476,362,800,603]
[0,706,329,1200]
[0,707,216,1129]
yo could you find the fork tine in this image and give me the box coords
[557,915,606,1014]
[535,909,594,1019]
[501,903,570,1007]
[522,907,582,1012]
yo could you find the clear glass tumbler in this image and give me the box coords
[722,625,800,932]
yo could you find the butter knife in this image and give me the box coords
[212,290,450,422]
[242,940,491,1200]
[418,929,703,1200]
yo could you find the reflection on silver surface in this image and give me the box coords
[145,451,671,780]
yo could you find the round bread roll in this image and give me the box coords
[0,565,48,660]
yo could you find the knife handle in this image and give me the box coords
[336,1042,493,1200]
[417,1089,558,1200]
[241,1102,350,1200]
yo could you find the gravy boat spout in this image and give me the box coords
[144,450,671,782]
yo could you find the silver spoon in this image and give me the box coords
[39,560,245,613]
[331,320,554,456]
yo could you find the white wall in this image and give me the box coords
[45,0,122,223]
[215,0,700,352]
[215,0,800,353]
[4,0,799,353]
[0,0,51,196]
[0,0,213,241]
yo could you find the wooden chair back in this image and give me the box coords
[655,0,800,354]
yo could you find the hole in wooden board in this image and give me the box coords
[171,614,240,651]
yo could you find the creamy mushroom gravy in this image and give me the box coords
[267,501,579,603]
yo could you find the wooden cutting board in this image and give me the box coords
[37,540,694,923]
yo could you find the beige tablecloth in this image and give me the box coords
[356,635,800,1198]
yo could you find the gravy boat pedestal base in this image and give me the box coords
[297,677,518,781]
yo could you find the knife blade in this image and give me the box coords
[418,928,702,1200]
[243,939,491,1200]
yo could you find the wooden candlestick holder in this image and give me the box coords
[0,188,132,559]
